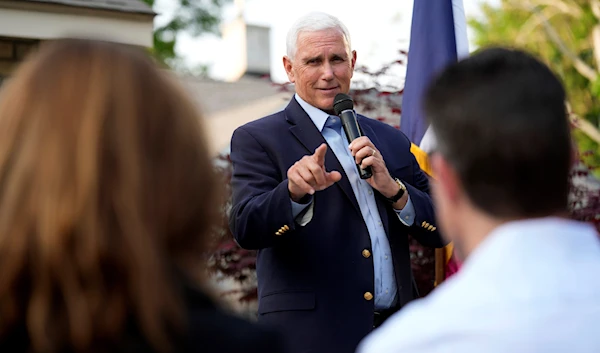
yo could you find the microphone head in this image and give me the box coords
[333,93,354,115]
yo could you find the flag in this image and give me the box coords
[402,0,469,283]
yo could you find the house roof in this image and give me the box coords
[180,74,290,116]
[179,74,293,156]
[21,0,155,15]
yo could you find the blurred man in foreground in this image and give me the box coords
[357,47,600,353]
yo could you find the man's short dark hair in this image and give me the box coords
[424,47,571,218]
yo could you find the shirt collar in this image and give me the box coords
[294,93,331,132]
[461,216,597,273]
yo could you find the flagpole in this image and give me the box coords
[434,249,445,286]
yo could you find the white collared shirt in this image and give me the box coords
[357,217,600,353]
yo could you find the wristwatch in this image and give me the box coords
[385,178,406,203]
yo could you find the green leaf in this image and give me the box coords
[147,0,232,68]
[591,77,600,97]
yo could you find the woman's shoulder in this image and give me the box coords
[184,287,287,353]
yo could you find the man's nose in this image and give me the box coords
[321,62,334,80]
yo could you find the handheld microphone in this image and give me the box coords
[333,93,372,179]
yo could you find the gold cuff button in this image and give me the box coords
[364,292,373,301]
[362,249,371,258]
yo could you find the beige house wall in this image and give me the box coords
[203,92,292,156]
[0,7,152,47]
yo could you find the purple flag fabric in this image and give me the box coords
[401,0,458,145]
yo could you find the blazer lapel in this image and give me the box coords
[285,98,361,215]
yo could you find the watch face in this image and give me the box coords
[395,178,405,190]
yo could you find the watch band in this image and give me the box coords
[386,178,406,203]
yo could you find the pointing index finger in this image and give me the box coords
[313,143,328,166]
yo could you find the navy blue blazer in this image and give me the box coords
[229,97,445,353]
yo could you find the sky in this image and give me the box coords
[155,0,499,83]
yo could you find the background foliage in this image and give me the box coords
[142,0,230,70]
[470,0,600,172]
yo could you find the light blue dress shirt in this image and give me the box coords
[290,94,415,310]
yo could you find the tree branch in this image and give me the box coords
[508,0,598,81]
[571,115,600,145]
[593,25,600,73]
[568,102,600,144]
[509,0,582,17]
[591,0,600,19]
[535,0,582,16]
[516,6,560,45]
[531,5,599,81]
[587,0,600,75]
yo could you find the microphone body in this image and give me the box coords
[333,94,372,179]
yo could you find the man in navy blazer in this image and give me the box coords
[229,11,446,353]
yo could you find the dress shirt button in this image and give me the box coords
[364,292,373,301]
[362,249,371,258]
[368,190,373,195]
[385,256,389,260]
[378,221,382,227]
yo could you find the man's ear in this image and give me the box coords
[283,56,295,83]
[349,50,357,79]
[431,153,461,204]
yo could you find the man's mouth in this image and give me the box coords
[319,86,339,91]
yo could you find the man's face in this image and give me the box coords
[283,29,356,112]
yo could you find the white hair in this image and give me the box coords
[286,11,352,60]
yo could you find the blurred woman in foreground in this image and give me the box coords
[0,38,285,353]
